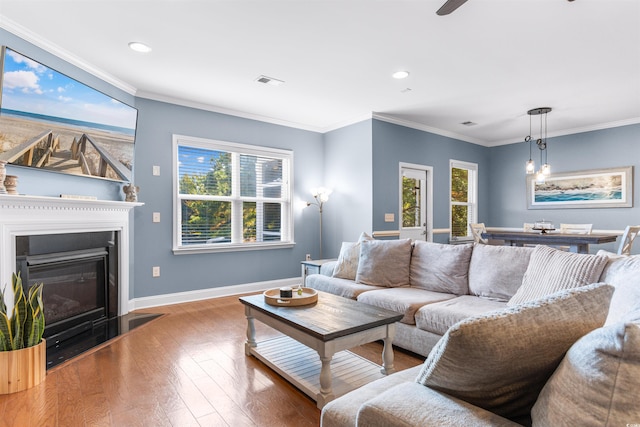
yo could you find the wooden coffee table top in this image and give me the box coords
[239,290,403,342]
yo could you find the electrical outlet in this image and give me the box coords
[152,266,160,277]
[152,165,160,176]
[305,253,311,261]
[153,212,161,223]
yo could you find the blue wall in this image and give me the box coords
[371,120,490,243]
[132,98,324,297]
[488,124,640,253]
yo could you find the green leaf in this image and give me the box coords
[11,273,27,350]
[0,312,12,351]
[24,283,45,348]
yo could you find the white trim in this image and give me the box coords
[398,162,434,242]
[0,16,136,95]
[129,277,300,311]
[0,195,142,316]
[373,113,486,145]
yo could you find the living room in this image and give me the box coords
[0,1,639,425]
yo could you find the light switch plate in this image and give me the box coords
[384,213,395,222]
[152,266,160,277]
[153,212,161,223]
[152,165,160,176]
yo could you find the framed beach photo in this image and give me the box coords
[0,46,138,182]
[526,166,633,209]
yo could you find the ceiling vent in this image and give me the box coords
[255,75,284,86]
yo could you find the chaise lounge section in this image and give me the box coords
[306,236,640,426]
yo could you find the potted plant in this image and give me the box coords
[0,272,46,394]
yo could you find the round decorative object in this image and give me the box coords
[4,175,18,195]
[264,287,318,307]
[0,160,7,194]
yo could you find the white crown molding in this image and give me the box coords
[0,15,137,95]
[372,113,489,146]
[489,117,640,147]
[136,90,327,133]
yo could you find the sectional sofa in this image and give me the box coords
[305,236,640,426]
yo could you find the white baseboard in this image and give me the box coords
[128,277,300,311]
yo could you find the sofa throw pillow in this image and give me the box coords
[415,283,614,424]
[467,244,534,301]
[332,232,373,280]
[508,245,608,306]
[531,320,640,426]
[356,238,413,288]
[409,241,473,295]
[597,251,640,325]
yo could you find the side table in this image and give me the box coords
[301,258,336,285]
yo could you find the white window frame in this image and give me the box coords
[449,159,478,242]
[172,134,294,254]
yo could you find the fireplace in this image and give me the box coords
[15,231,118,346]
[0,194,141,368]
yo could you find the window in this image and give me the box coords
[450,160,478,240]
[173,135,293,253]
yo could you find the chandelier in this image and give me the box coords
[524,107,552,183]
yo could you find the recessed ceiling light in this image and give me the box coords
[128,42,152,53]
[392,70,410,79]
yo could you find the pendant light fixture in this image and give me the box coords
[524,107,552,183]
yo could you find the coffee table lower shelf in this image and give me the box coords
[249,335,385,405]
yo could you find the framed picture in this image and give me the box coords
[526,166,633,209]
[0,46,138,182]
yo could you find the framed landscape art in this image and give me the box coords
[526,166,633,209]
[0,46,138,182]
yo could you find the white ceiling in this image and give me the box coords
[1,0,639,146]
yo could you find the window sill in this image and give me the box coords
[173,241,295,255]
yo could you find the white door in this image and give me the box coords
[399,163,433,241]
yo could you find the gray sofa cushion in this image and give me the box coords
[409,241,472,295]
[306,274,383,299]
[597,251,640,325]
[508,245,608,306]
[531,320,640,426]
[415,295,507,335]
[468,244,534,301]
[356,288,456,325]
[321,366,422,427]
[415,283,614,424]
[356,239,413,288]
[333,232,374,280]
[357,382,520,427]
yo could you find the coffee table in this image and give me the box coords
[239,290,403,408]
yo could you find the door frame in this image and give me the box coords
[399,162,433,242]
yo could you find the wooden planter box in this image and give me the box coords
[0,339,46,394]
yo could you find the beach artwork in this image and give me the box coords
[526,166,633,209]
[0,46,137,182]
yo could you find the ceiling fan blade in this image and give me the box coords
[436,0,469,15]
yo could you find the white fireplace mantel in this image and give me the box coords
[0,194,142,315]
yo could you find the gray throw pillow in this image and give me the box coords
[415,283,614,423]
[508,245,608,306]
[356,239,413,287]
[597,251,640,325]
[409,241,473,295]
[468,244,534,301]
[531,320,640,426]
[332,232,373,280]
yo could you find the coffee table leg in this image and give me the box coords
[244,306,257,356]
[318,355,334,407]
[381,324,396,375]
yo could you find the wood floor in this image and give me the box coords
[0,293,424,427]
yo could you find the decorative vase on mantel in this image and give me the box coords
[0,160,7,194]
[4,175,18,195]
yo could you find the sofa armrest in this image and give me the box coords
[320,260,338,276]
[356,383,521,427]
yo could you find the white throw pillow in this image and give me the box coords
[415,283,614,424]
[332,232,373,280]
[508,245,608,306]
[597,251,640,325]
[531,320,640,426]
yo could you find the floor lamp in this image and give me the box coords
[307,187,331,259]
